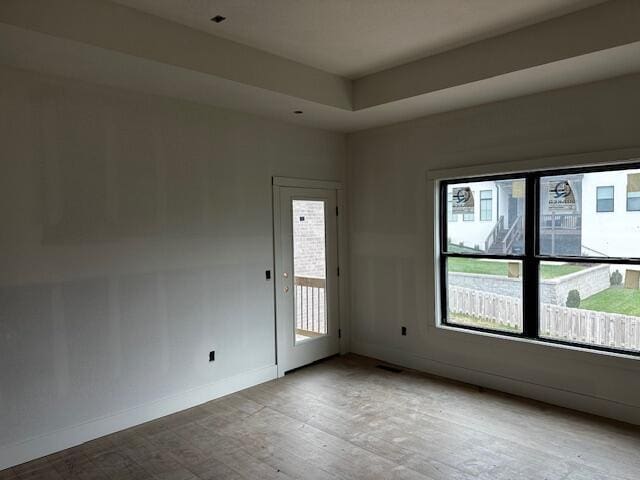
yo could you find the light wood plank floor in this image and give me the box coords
[2,354,639,479]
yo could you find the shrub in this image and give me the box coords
[474,244,480,251]
[566,289,581,308]
[610,270,623,286]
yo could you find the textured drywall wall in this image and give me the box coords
[0,65,346,460]
[347,73,640,423]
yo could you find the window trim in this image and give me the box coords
[439,163,640,358]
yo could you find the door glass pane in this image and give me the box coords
[445,179,525,255]
[539,168,640,257]
[292,200,327,343]
[539,261,640,353]
[446,257,523,333]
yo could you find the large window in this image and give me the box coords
[440,165,640,355]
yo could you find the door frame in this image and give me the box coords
[272,177,347,377]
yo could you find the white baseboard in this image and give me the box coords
[0,364,277,471]
[351,340,640,426]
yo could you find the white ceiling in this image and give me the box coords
[5,21,639,132]
[111,0,605,78]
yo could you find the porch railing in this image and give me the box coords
[484,215,505,252]
[540,213,581,231]
[503,215,523,253]
[294,276,327,336]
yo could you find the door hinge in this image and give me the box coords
[337,267,340,277]
[336,206,339,216]
[338,328,342,339]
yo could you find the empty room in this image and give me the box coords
[1,0,640,478]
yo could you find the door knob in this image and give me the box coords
[283,272,288,278]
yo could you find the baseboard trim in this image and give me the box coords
[0,364,277,471]
[351,340,640,426]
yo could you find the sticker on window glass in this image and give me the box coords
[628,173,640,192]
[512,180,525,198]
[547,180,576,211]
[451,187,474,214]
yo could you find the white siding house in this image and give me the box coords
[448,179,525,254]
[447,169,640,261]
[581,168,640,258]
[447,181,498,251]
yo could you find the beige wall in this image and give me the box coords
[0,65,345,467]
[347,73,640,424]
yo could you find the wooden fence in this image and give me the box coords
[448,286,640,352]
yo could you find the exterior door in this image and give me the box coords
[273,182,340,376]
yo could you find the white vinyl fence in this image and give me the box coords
[449,286,522,331]
[540,304,640,352]
[448,286,640,352]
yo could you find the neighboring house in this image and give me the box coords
[581,169,640,259]
[448,169,640,261]
[448,179,525,254]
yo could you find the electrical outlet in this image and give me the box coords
[401,326,407,336]
[209,351,215,362]
[265,270,271,280]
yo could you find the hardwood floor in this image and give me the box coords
[2,354,639,479]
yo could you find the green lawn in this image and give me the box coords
[540,264,585,279]
[581,287,640,317]
[447,243,482,254]
[447,257,584,280]
[448,313,521,333]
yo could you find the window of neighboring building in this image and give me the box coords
[440,165,640,356]
[596,186,614,212]
[628,192,640,211]
[480,190,492,221]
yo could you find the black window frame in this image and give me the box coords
[439,163,640,357]
[595,185,614,212]
[479,189,492,221]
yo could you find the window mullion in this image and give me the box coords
[522,175,539,338]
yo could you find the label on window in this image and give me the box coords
[512,180,525,198]
[547,180,576,211]
[628,173,640,192]
[451,187,474,214]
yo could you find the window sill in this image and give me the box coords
[436,322,640,362]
